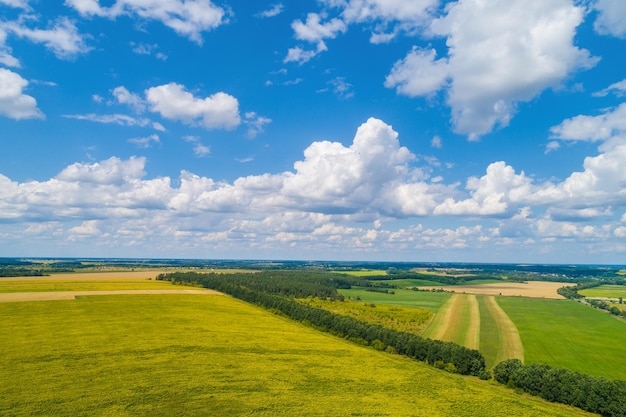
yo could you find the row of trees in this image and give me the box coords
[158,272,486,377]
[494,359,626,417]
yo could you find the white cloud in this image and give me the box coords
[113,85,146,113]
[183,135,210,157]
[328,76,353,99]
[0,0,30,9]
[550,103,626,142]
[145,82,240,129]
[2,17,90,59]
[0,68,44,120]
[434,162,532,216]
[244,112,272,138]
[292,12,346,43]
[395,0,597,139]
[128,134,160,148]
[284,42,328,64]
[68,220,100,236]
[63,113,152,127]
[593,0,626,38]
[593,78,626,97]
[130,42,167,60]
[4,117,626,259]
[0,29,20,67]
[385,47,448,97]
[431,136,442,149]
[65,0,228,44]
[332,0,438,24]
[285,12,345,64]
[257,4,284,18]
[57,156,146,185]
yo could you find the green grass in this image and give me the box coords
[579,284,626,298]
[382,278,445,287]
[478,296,501,369]
[0,294,592,416]
[301,298,433,335]
[497,297,626,380]
[339,287,451,312]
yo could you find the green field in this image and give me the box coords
[339,287,451,311]
[497,297,626,380]
[382,278,446,287]
[579,284,626,298]
[333,270,388,276]
[0,293,593,416]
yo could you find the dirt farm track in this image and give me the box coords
[420,281,575,299]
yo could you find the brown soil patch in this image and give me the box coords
[0,289,223,302]
[0,271,165,282]
[420,281,574,299]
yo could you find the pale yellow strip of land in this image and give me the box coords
[0,289,222,302]
[484,295,524,363]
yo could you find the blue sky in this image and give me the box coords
[1,0,626,263]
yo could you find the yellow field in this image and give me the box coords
[0,271,180,293]
[420,281,573,299]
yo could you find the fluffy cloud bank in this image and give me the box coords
[2,117,626,259]
[387,0,597,139]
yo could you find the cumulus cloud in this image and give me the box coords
[322,0,437,42]
[65,0,228,44]
[550,103,626,142]
[434,162,532,216]
[0,68,44,119]
[385,47,448,97]
[145,82,240,129]
[593,0,626,38]
[113,86,146,113]
[284,12,346,64]
[292,12,346,43]
[3,117,626,258]
[386,0,597,139]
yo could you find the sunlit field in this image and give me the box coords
[0,293,592,417]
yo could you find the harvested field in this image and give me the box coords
[0,289,222,302]
[420,281,574,299]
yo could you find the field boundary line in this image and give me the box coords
[485,296,524,363]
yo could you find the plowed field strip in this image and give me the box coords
[485,296,524,363]
[0,289,222,302]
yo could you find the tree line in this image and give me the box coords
[494,359,626,417]
[157,271,486,377]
